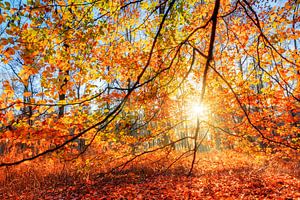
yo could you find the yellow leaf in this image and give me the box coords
[7,111,14,121]
[58,100,66,104]
[15,104,22,111]
[39,107,44,113]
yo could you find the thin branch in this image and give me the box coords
[240,0,299,68]
[107,136,194,175]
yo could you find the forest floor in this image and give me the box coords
[0,150,299,199]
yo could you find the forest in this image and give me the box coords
[0,0,299,199]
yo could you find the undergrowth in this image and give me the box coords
[0,149,299,199]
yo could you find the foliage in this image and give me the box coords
[0,0,300,197]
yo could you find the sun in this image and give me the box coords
[190,103,209,119]
[192,104,207,114]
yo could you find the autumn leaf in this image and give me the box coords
[23,92,32,97]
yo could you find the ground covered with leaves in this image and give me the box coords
[1,151,299,199]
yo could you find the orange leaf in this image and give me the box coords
[24,92,32,97]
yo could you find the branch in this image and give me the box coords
[0,89,129,167]
[209,64,299,150]
[108,136,194,175]
[134,0,176,86]
[200,0,221,102]
[240,0,299,68]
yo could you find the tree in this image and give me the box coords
[0,0,299,173]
